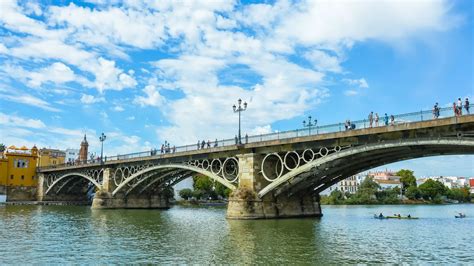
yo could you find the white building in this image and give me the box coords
[322,174,365,195]
[418,176,469,189]
[65,149,80,163]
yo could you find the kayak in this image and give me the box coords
[373,216,387,220]
[386,216,419,219]
[455,215,466,218]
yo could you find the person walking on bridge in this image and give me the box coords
[433,103,440,119]
[457,98,463,115]
[384,113,389,126]
[214,139,218,147]
[465,98,470,114]
[375,113,379,126]
[368,112,374,128]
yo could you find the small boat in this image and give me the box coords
[455,214,466,218]
[386,216,419,219]
[373,215,387,219]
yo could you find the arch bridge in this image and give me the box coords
[37,115,474,219]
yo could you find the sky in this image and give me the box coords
[0,0,473,177]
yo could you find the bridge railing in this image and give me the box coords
[38,106,463,170]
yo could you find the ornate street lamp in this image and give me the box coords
[99,132,106,164]
[233,98,247,144]
[303,115,317,135]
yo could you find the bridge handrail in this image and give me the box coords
[38,106,463,170]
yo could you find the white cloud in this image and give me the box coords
[0,0,460,147]
[305,50,342,72]
[250,125,272,135]
[344,90,359,96]
[80,94,105,104]
[28,62,77,87]
[344,78,369,88]
[274,0,457,46]
[112,105,124,112]
[0,112,46,129]
[134,85,165,107]
[3,93,60,112]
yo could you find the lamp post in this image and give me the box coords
[303,115,318,135]
[233,98,247,144]
[99,133,106,164]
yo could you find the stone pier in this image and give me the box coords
[226,153,322,219]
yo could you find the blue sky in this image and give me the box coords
[0,0,472,177]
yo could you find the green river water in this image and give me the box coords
[0,204,472,264]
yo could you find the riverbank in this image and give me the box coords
[173,200,227,207]
[0,201,90,206]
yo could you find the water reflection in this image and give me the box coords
[0,204,473,264]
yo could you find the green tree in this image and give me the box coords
[179,188,193,200]
[328,189,345,204]
[360,176,380,191]
[0,143,5,154]
[192,189,204,200]
[405,186,421,200]
[447,186,471,203]
[418,179,447,200]
[193,175,213,192]
[397,169,417,192]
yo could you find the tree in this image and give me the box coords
[328,189,345,204]
[418,179,447,200]
[447,186,471,203]
[360,176,380,191]
[405,186,420,200]
[0,143,5,153]
[397,169,417,192]
[179,188,193,200]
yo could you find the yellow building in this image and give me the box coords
[38,148,66,167]
[0,145,38,188]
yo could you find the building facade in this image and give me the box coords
[0,145,39,201]
[368,170,402,189]
[38,148,66,167]
[338,175,360,193]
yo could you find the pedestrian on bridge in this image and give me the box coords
[457,98,463,115]
[465,98,470,114]
[390,115,395,125]
[369,112,374,128]
[197,141,200,150]
[214,139,218,147]
[375,113,379,126]
[207,140,211,148]
[453,102,459,116]
[433,103,440,119]
[384,113,389,126]
[201,140,206,149]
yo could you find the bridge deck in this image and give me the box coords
[38,115,474,172]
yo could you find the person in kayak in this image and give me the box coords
[379,213,383,218]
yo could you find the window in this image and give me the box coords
[14,159,28,168]
[21,175,24,180]
[10,175,13,179]
[32,176,35,180]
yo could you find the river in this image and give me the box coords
[0,204,472,264]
